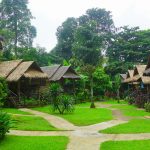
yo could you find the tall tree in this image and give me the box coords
[52,8,114,64]
[51,17,77,61]
[106,26,150,76]
[0,0,36,57]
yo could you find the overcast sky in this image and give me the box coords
[28,0,150,52]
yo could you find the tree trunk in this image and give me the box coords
[14,13,18,57]
[117,89,120,103]
[90,76,95,108]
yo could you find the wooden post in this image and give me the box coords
[17,81,20,102]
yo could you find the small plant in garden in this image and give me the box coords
[51,94,75,114]
[125,96,135,105]
[49,83,62,101]
[0,77,8,107]
[49,83,75,114]
[0,111,11,140]
[0,77,11,140]
[144,102,150,112]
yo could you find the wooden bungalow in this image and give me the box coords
[120,74,127,83]
[144,56,150,76]
[132,65,146,83]
[123,70,134,83]
[41,65,80,81]
[41,65,80,93]
[138,57,150,94]
[0,59,48,106]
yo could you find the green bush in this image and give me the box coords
[144,102,150,112]
[0,77,8,107]
[0,111,11,140]
[51,94,75,114]
[125,96,135,105]
[49,83,62,101]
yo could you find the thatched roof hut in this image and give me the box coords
[0,60,47,82]
[120,74,127,83]
[131,65,146,82]
[123,70,134,83]
[41,65,80,81]
[137,76,150,85]
[144,56,150,76]
[0,60,48,107]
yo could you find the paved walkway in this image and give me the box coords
[20,108,76,130]
[7,106,150,150]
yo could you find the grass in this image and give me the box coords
[33,106,113,126]
[100,119,150,134]
[100,140,150,150]
[1,108,31,115]
[12,115,58,131]
[75,102,91,107]
[0,136,69,150]
[111,104,150,117]
[101,99,127,105]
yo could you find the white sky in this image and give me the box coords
[28,0,150,52]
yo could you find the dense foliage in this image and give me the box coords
[0,111,11,140]
[0,0,36,57]
[0,77,8,107]
[144,102,150,112]
[49,83,74,114]
[106,26,150,75]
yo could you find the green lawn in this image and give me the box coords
[12,115,58,131]
[75,102,91,107]
[111,104,150,117]
[1,108,31,115]
[100,119,150,134]
[100,99,127,105]
[33,106,113,126]
[0,136,69,150]
[100,140,150,150]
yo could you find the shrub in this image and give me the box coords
[39,87,51,104]
[51,94,75,114]
[0,111,11,140]
[145,102,150,112]
[49,83,62,101]
[135,96,147,108]
[125,96,135,105]
[0,77,8,107]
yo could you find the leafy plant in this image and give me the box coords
[144,102,150,112]
[49,83,62,101]
[0,111,11,140]
[51,94,75,114]
[0,77,8,107]
[125,96,135,105]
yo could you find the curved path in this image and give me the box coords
[7,106,150,150]
[20,108,76,130]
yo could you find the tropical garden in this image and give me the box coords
[0,0,150,150]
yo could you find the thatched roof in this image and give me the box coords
[123,70,134,83]
[137,76,150,84]
[144,56,150,76]
[0,60,22,78]
[120,74,127,80]
[41,65,60,79]
[0,60,48,82]
[124,65,146,83]
[41,65,80,81]
[133,65,146,76]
